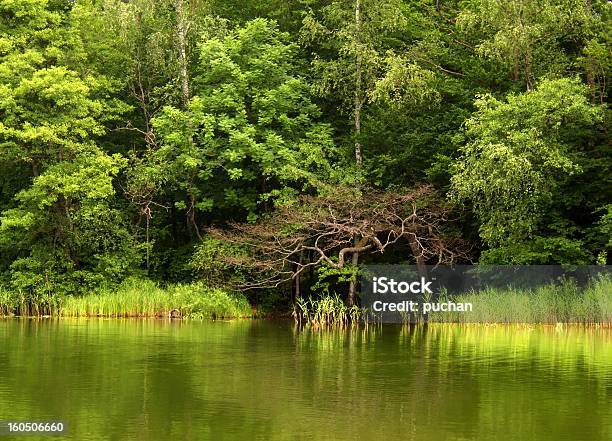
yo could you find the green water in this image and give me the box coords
[0,320,610,441]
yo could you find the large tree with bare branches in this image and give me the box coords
[195,185,470,305]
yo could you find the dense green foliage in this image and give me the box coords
[151,19,338,222]
[451,78,606,263]
[0,0,610,310]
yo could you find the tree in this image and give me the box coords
[302,0,409,166]
[0,153,140,295]
[457,0,608,91]
[199,186,469,303]
[451,78,606,263]
[0,0,139,297]
[301,1,453,301]
[151,19,339,232]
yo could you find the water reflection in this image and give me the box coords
[0,319,610,441]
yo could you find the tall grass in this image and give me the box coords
[1,279,252,319]
[0,287,62,317]
[61,279,252,319]
[429,274,612,324]
[0,286,12,316]
[293,295,363,327]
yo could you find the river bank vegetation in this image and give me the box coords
[0,1,610,319]
[0,278,252,318]
[431,274,612,324]
[2,275,610,323]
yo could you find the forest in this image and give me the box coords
[0,0,610,316]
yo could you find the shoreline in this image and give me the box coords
[2,315,612,328]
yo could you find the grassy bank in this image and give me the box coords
[3,275,610,323]
[0,279,253,319]
[429,275,612,324]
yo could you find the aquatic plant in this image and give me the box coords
[293,295,364,327]
[0,286,62,317]
[0,286,13,316]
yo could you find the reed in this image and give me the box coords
[58,279,252,319]
[0,287,62,317]
[0,278,252,318]
[293,295,363,327]
[429,274,612,324]
[0,286,12,316]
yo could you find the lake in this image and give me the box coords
[0,319,610,440]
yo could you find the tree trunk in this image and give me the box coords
[293,252,303,304]
[176,2,201,239]
[188,192,202,240]
[347,243,360,307]
[145,205,151,271]
[346,237,370,306]
[354,0,363,166]
[293,268,301,305]
[348,0,364,305]
[176,0,190,108]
